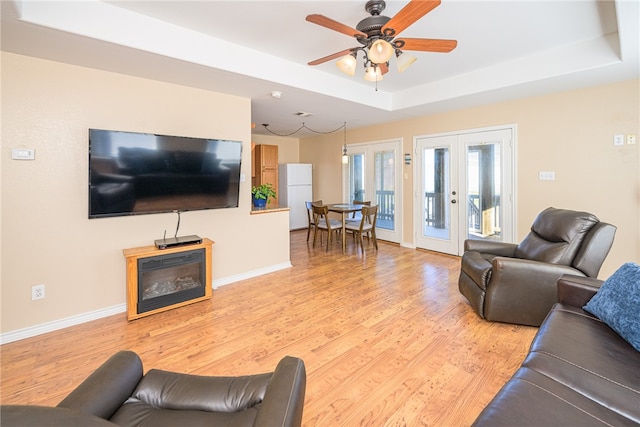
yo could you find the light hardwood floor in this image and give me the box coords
[1,230,538,426]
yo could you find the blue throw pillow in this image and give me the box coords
[584,262,640,352]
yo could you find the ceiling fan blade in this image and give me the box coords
[398,38,457,53]
[308,48,356,66]
[306,14,367,38]
[382,0,441,37]
[379,62,389,75]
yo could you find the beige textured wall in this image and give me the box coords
[301,79,640,278]
[1,53,290,333]
[251,134,300,165]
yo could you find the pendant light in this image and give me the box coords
[341,122,349,164]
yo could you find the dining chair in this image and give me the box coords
[345,205,378,252]
[305,200,323,242]
[346,200,371,224]
[312,204,341,252]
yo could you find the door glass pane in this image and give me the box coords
[423,147,450,240]
[348,153,365,202]
[466,142,502,241]
[375,150,395,231]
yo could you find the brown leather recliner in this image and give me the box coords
[2,351,306,427]
[458,207,616,326]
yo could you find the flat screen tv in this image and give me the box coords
[89,129,242,218]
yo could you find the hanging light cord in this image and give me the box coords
[262,122,346,137]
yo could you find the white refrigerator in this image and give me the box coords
[278,163,313,230]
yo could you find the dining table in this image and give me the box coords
[327,203,361,253]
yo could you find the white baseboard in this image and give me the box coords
[0,304,126,345]
[0,261,293,345]
[212,262,292,289]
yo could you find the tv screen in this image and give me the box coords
[89,129,242,218]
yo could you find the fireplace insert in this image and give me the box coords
[137,249,206,314]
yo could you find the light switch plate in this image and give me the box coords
[11,148,35,160]
[613,135,625,146]
[539,171,555,181]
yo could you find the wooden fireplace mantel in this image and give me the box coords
[123,238,214,320]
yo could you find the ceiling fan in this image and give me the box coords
[306,0,457,81]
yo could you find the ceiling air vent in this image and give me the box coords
[294,112,314,118]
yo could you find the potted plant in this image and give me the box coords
[251,183,277,208]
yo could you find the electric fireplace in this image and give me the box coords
[124,239,213,320]
[137,249,205,314]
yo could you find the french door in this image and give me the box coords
[414,127,515,255]
[344,139,402,244]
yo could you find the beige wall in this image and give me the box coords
[2,50,637,337]
[301,79,640,278]
[1,53,290,334]
[251,134,300,165]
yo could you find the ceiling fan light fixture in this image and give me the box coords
[336,52,357,76]
[364,65,383,82]
[396,51,417,72]
[368,39,394,64]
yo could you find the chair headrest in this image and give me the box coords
[515,207,600,265]
[530,207,599,243]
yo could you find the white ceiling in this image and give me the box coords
[2,0,638,136]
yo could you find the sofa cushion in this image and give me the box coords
[472,368,640,427]
[474,302,640,426]
[524,304,640,424]
[583,262,640,352]
[110,402,259,427]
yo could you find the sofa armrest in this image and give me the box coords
[461,251,493,289]
[464,240,518,256]
[1,405,118,427]
[556,274,603,307]
[57,350,143,420]
[254,356,306,427]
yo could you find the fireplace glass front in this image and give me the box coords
[137,248,206,314]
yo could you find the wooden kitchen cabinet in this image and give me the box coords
[252,144,278,203]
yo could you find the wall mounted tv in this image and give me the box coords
[89,129,242,218]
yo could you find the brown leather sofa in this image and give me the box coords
[459,207,616,326]
[2,351,306,427]
[473,275,640,426]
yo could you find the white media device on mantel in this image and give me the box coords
[278,163,313,230]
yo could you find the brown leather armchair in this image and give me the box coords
[2,351,306,427]
[458,207,616,326]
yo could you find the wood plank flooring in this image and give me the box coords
[0,230,538,426]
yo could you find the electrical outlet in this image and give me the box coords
[613,135,625,146]
[32,284,45,300]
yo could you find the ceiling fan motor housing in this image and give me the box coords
[356,15,391,37]
[358,0,391,38]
